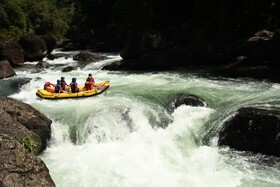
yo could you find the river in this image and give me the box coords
[9,51,280,187]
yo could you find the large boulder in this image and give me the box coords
[0,96,52,153]
[0,135,55,187]
[38,35,56,54]
[218,107,280,157]
[0,60,16,79]
[18,36,48,62]
[0,40,24,66]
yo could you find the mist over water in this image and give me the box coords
[10,53,280,187]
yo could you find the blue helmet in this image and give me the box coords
[72,77,76,81]
[57,79,61,83]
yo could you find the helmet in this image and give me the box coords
[88,73,92,76]
[57,79,61,83]
[61,77,65,80]
[72,77,76,81]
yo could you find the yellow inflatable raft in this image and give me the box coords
[36,81,110,99]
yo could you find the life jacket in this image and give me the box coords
[70,82,78,93]
[46,86,55,93]
[87,76,94,83]
[55,84,61,93]
[44,82,52,89]
[61,81,68,90]
[85,81,94,91]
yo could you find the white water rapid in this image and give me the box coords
[9,52,280,187]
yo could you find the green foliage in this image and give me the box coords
[0,0,72,41]
[22,136,41,155]
[0,26,23,41]
[26,0,69,40]
[0,0,27,40]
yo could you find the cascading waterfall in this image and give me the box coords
[9,52,280,187]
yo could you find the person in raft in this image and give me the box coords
[70,77,79,93]
[54,79,65,93]
[61,76,70,92]
[44,82,55,93]
[84,73,97,90]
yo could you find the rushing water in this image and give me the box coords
[9,51,280,187]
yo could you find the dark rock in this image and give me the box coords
[0,96,52,153]
[218,107,280,157]
[38,35,56,54]
[62,66,76,72]
[172,94,207,108]
[47,53,71,60]
[0,60,16,79]
[0,41,24,66]
[36,61,50,68]
[73,52,108,62]
[18,36,48,62]
[102,60,124,70]
[0,135,55,187]
[0,77,31,96]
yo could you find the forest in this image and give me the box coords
[1,0,279,45]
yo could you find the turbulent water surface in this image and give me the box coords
[9,51,280,187]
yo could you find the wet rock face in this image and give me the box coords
[218,107,280,157]
[0,96,52,153]
[0,135,55,187]
[0,97,55,186]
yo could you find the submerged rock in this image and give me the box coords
[218,107,280,157]
[62,66,76,72]
[0,77,31,96]
[171,94,207,108]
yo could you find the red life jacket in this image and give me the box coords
[87,76,94,83]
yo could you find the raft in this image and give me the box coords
[36,81,110,99]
